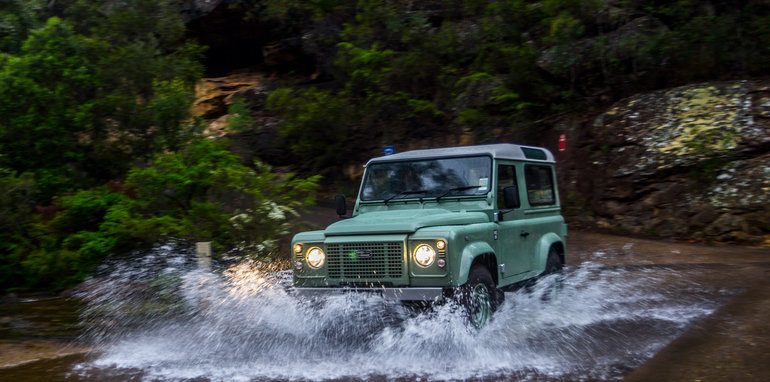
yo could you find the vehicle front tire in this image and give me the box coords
[543,247,563,275]
[460,264,500,329]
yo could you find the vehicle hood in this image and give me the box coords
[324,208,489,236]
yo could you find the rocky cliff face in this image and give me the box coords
[191,72,294,167]
[562,80,770,244]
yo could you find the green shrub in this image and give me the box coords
[225,98,256,132]
[0,4,203,202]
[122,138,321,256]
[1,139,320,291]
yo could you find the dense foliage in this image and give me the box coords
[2,0,769,290]
[0,139,319,290]
[0,1,318,291]
[1,1,204,200]
[242,0,770,170]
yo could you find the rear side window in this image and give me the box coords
[524,165,555,206]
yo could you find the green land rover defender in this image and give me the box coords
[291,143,567,327]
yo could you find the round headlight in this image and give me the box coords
[306,247,325,268]
[414,244,436,267]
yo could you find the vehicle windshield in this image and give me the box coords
[360,156,492,201]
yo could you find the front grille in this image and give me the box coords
[327,242,404,279]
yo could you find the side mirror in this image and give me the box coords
[335,194,347,217]
[503,186,520,209]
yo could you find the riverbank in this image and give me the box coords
[0,296,90,370]
[0,341,91,370]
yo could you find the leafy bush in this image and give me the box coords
[0,140,319,290]
[62,139,319,259]
[225,98,256,132]
[0,2,203,202]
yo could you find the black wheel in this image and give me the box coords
[543,247,563,275]
[540,247,564,301]
[459,264,501,329]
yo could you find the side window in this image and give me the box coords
[524,165,555,206]
[496,165,517,209]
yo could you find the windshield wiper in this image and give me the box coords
[435,185,479,202]
[384,189,427,205]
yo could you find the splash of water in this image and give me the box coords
[74,246,728,381]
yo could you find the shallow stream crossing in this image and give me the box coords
[59,243,733,381]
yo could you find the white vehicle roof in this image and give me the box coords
[366,143,555,166]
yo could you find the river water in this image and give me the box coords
[3,234,756,382]
[12,241,720,382]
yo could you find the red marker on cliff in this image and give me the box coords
[559,134,566,151]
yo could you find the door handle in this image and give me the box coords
[520,231,530,238]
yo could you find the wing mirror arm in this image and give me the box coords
[335,194,351,219]
[494,209,513,222]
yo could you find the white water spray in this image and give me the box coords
[74,246,729,381]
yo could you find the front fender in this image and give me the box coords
[456,241,496,285]
[534,232,565,273]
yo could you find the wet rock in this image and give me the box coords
[743,210,770,232]
[640,191,660,209]
[597,200,630,216]
[689,204,719,229]
[717,230,762,244]
[644,216,689,237]
[596,219,615,230]
[705,214,748,237]
[652,183,686,207]
[605,181,637,200]
[564,80,770,243]
[598,82,765,174]
[1,293,19,304]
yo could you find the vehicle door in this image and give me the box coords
[521,163,560,268]
[495,162,532,280]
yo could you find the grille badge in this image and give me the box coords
[357,249,373,259]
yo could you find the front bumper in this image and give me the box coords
[293,287,444,301]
